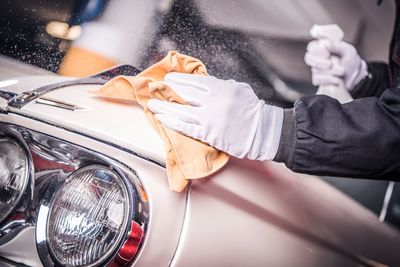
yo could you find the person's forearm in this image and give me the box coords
[274,88,400,180]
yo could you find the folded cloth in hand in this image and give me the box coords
[93,51,229,191]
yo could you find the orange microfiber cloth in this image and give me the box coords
[93,51,229,192]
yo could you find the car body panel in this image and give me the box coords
[0,67,400,266]
[0,56,55,81]
[173,159,400,266]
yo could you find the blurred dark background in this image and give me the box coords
[0,0,107,72]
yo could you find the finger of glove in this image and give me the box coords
[306,40,331,58]
[311,62,345,77]
[330,59,346,76]
[165,72,214,93]
[305,52,332,70]
[163,80,204,106]
[326,41,355,58]
[312,73,341,86]
[345,62,366,90]
[155,113,203,141]
[147,99,200,124]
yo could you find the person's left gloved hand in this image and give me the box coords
[147,73,284,161]
[304,40,368,91]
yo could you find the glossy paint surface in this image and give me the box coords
[0,75,399,266]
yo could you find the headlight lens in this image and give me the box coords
[47,166,130,266]
[0,137,29,223]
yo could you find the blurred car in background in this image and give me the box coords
[1,0,400,266]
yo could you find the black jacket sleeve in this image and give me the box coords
[351,62,390,99]
[274,87,400,181]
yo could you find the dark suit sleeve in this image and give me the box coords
[350,62,390,99]
[274,87,400,180]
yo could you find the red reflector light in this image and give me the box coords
[111,221,144,266]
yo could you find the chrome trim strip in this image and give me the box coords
[7,65,141,109]
[35,97,90,111]
[379,181,395,222]
[0,90,17,101]
[8,78,106,109]
[169,184,191,267]
[0,256,31,267]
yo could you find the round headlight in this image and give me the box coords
[45,165,131,266]
[0,137,29,223]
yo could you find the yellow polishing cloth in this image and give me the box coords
[93,51,229,191]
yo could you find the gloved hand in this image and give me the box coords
[304,40,368,91]
[147,73,284,161]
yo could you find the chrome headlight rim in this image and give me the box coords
[0,135,31,225]
[36,164,136,267]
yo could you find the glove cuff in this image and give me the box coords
[348,59,368,91]
[248,102,284,161]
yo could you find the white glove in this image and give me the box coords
[304,40,368,91]
[147,73,284,161]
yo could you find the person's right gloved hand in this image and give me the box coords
[147,73,284,161]
[304,40,368,91]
